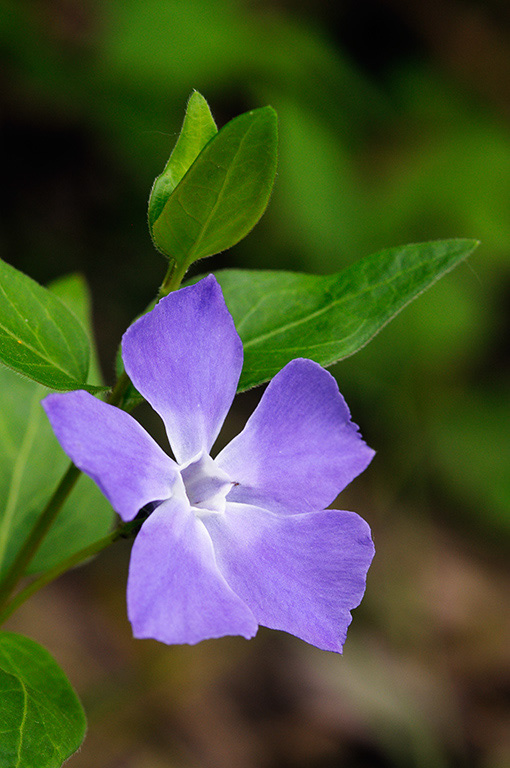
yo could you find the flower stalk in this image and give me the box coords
[0,516,146,626]
[0,462,81,612]
[157,257,188,300]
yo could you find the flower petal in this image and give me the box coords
[122,275,243,464]
[216,358,374,513]
[43,390,177,521]
[127,496,258,645]
[204,502,375,652]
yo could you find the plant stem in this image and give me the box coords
[0,517,146,626]
[0,462,81,610]
[107,370,131,408]
[0,362,139,611]
[157,258,187,300]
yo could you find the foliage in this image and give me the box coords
[0,632,86,768]
[1,1,508,763]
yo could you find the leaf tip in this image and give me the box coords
[188,89,209,109]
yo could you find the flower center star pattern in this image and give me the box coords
[43,276,375,652]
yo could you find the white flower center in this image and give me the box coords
[179,452,233,516]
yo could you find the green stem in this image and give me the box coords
[0,516,146,626]
[0,364,138,610]
[107,370,131,408]
[157,258,188,300]
[0,463,81,609]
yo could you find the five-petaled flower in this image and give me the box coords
[44,276,375,652]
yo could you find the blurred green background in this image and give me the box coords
[1,1,509,766]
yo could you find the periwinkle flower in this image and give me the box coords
[43,276,375,652]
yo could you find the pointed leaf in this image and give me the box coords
[0,275,114,578]
[208,239,480,391]
[0,632,86,768]
[149,90,217,231]
[0,259,97,391]
[151,105,278,268]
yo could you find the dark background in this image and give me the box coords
[2,1,509,766]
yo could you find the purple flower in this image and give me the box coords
[43,276,375,652]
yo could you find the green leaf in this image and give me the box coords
[0,275,114,578]
[151,105,278,270]
[0,259,97,391]
[209,239,480,391]
[148,90,217,231]
[0,632,86,768]
[48,273,103,388]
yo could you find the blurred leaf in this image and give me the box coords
[430,388,510,535]
[0,275,114,578]
[149,90,217,232]
[48,274,103,388]
[0,259,100,392]
[151,105,278,269]
[207,239,480,391]
[0,632,86,768]
[272,97,362,268]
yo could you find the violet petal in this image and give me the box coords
[204,501,375,652]
[216,358,375,513]
[43,390,176,521]
[127,496,258,645]
[122,276,243,464]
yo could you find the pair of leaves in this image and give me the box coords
[0,632,85,768]
[148,91,278,274]
[0,258,104,392]
[0,274,114,579]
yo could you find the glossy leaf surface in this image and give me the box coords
[0,275,114,578]
[151,105,278,268]
[209,239,480,391]
[0,259,95,391]
[148,90,217,232]
[0,632,86,768]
